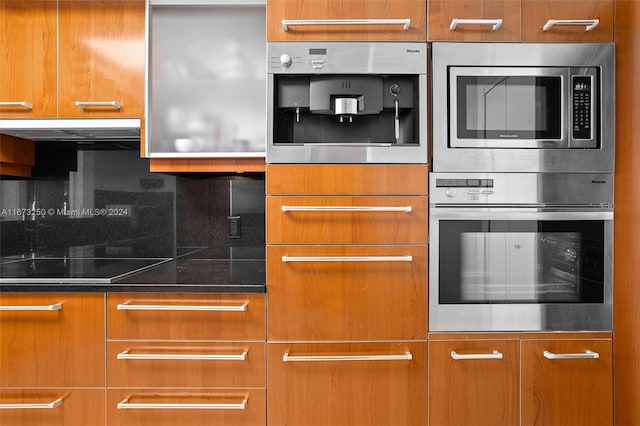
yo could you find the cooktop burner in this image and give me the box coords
[0,257,171,284]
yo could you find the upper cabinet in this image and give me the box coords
[0,0,145,119]
[521,0,613,42]
[428,0,520,42]
[267,0,426,41]
[428,0,613,42]
[58,1,145,118]
[0,1,57,118]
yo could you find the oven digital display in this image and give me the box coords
[309,48,327,55]
[436,179,493,188]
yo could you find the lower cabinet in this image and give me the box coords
[267,341,427,426]
[428,335,613,426]
[0,389,105,426]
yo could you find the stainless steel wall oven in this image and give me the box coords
[267,42,428,163]
[429,173,613,332]
[431,42,615,173]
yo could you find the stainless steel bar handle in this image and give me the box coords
[0,302,62,311]
[283,352,412,362]
[0,398,63,410]
[281,206,412,213]
[450,18,503,31]
[451,350,504,360]
[281,255,412,262]
[116,301,248,312]
[75,101,122,110]
[0,101,33,110]
[117,349,248,361]
[117,397,247,410]
[394,98,400,142]
[543,350,600,360]
[543,19,600,32]
[282,18,411,32]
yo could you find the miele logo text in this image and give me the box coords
[406,49,421,53]
[592,180,608,184]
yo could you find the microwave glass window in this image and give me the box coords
[439,220,605,304]
[456,76,562,140]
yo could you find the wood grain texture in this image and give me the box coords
[267,245,427,341]
[0,134,34,165]
[0,0,57,118]
[521,339,613,426]
[267,0,426,41]
[267,342,426,426]
[428,339,519,426]
[58,0,145,118]
[428,0,521,41]
[613,1,640,424]
[107,293,265,341]
[0,294,105,387]
[0,390,105,426]
[521,0,613,42]
[149,158,266,173]
[266,164,428,195]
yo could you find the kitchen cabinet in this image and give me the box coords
[0,0,57,118]
[428,0,521,42]
[106,293,266,426]
[267,0,426,41]
[0,293,105,425]
[521,0,613,42]
[428,333,613,426]
[266,164,428,426]
[0,134,34,177]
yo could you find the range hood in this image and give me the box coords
[0,119,141,141]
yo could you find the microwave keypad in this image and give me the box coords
[573,75,593,140]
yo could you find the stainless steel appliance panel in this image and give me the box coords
[432,43,615,173]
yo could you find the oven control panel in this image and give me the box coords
[435,178,494,201]
[572,75,594,140]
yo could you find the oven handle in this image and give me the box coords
[281,18,411,32]
[429,207,612,221]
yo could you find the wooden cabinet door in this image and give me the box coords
[0,0,56,118]
[0,390,105,426]
[58,0,145,118]
[267,342,426,426]
[428,339,519,426]
[267,0,426,41]
[267,245,426,340]
[0,293,105,387]
[428,0,520,41]
[521,339,613,426]
[521,0,613,42]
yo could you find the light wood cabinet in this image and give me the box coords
[521,0,613,42]
[267,342,427,426]
[0,134,34,177]
[0,0,56,118]
[0,389,105,426]
[428,339,519,426]
[428,0,521,41]
[267,0,426,41]
[427,334,613,426]
[58,0,145,118]
[0,293,105,387]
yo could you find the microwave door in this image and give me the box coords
[449,67,568,149]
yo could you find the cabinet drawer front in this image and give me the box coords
[267,0,426,41]
[107,389,265,426]
[428,0,521,41]
[521,0,613,42]
[107,293,265,340]
[266,164,428,195]
[0,293,105,387]
[268,342,426,426]
[521,339,613,426]
[428,340,519,426]
[108,341,265,388]
[268,196,427,244]
[267,246,427,340]
[0,389,104,426]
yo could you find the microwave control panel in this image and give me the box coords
[572,75,594,140]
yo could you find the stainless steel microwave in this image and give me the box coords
[432,43,615,173]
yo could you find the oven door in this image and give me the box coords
[428,207,613,332]
[450,67,569,149]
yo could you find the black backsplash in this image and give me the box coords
[0,144,265,262]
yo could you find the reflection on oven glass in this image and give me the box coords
[459,232,581,303]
